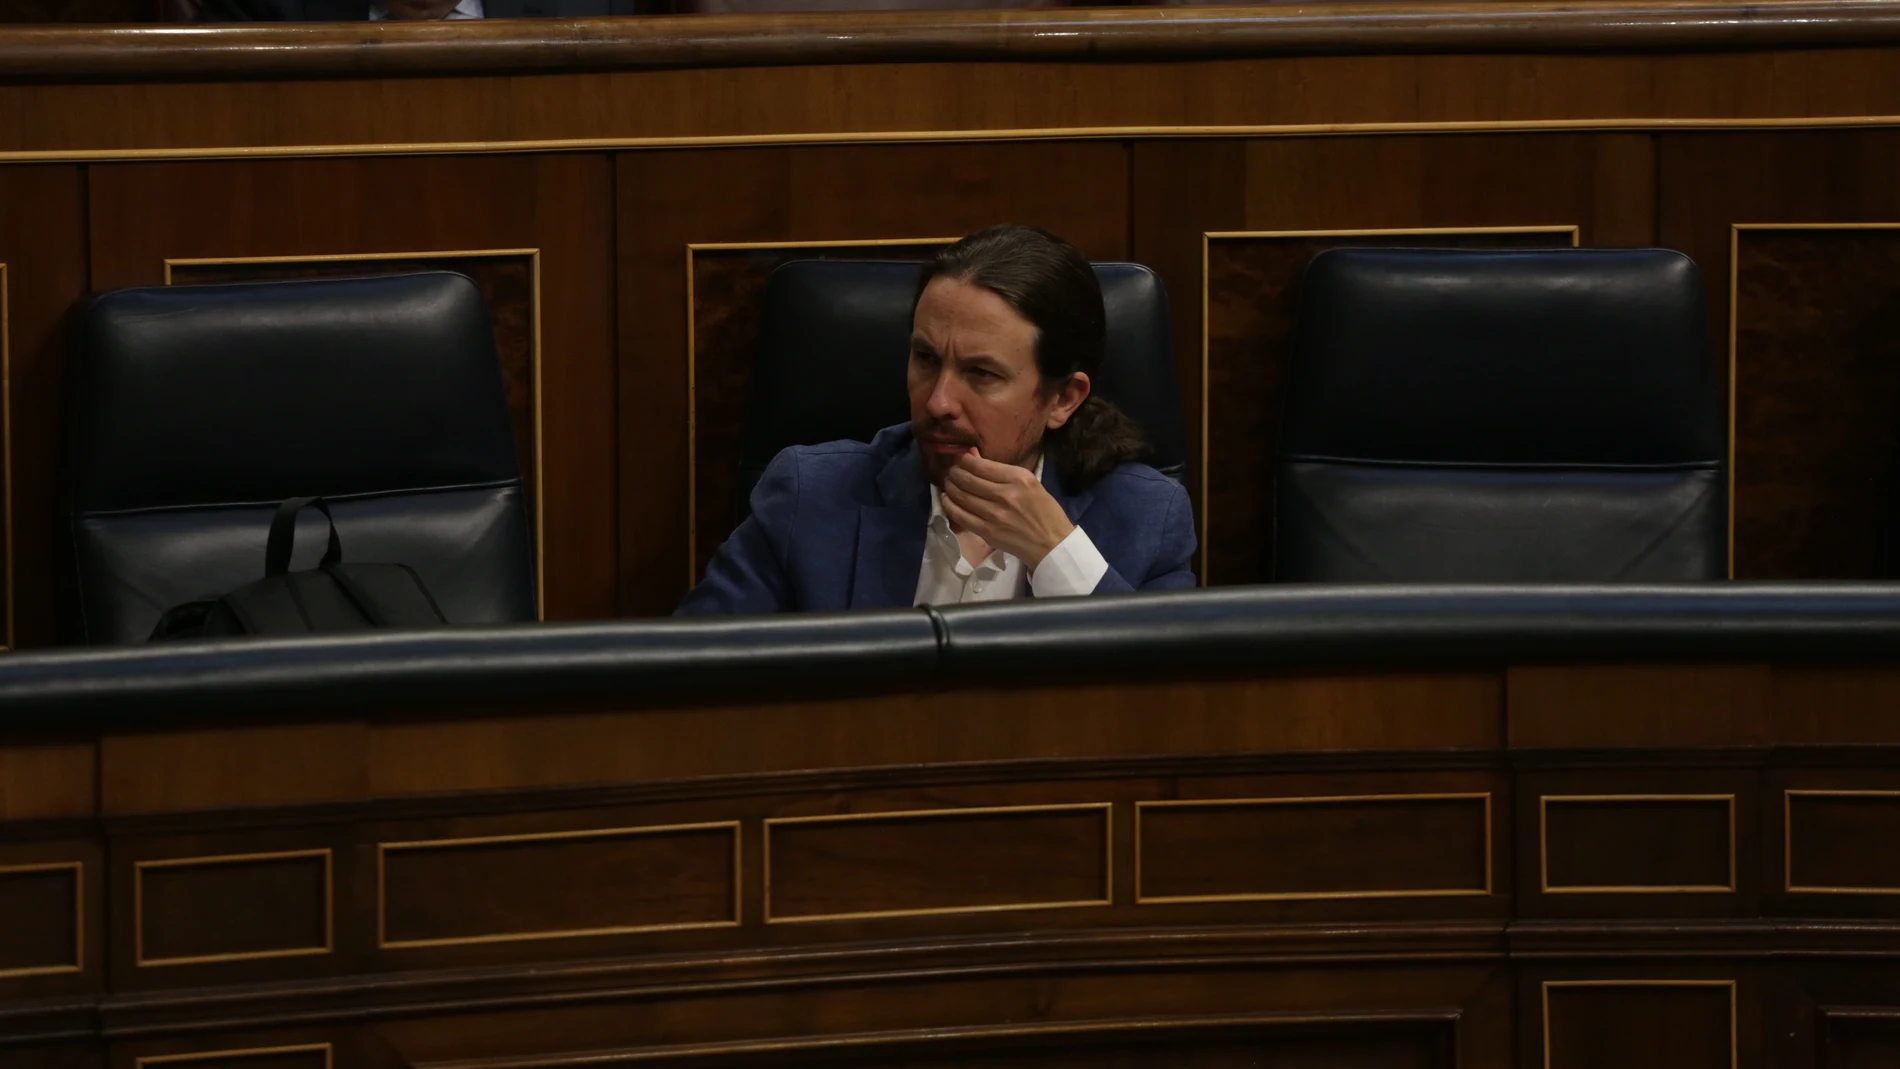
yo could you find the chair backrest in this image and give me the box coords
[67,271,536,642]
[1274,247,1725,582]
[735,258,1187,518]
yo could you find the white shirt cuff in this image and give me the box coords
[1030,526,1109,598]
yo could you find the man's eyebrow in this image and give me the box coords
[908,333,936,353]
[956,352,1007,373]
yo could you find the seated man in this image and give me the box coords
[678,224,1197,615]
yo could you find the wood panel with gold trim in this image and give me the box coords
[763,803,1113,924]
[1134,793,1493,905]
[0,164,85,649]
[1728,223,1900,579]
[132,849,333,970]
[1536,979,1738,1069]
[376,820,741,950]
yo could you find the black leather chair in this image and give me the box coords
[735,259,1188,520]
[67,272,537,643]
[1274,247,1725,582]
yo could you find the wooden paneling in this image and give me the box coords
[127,1045,332,1069]
[378,821,739,948]
[1659,130,1900,579]
[616,142,1128,613]
[1786,791,1900,895]
[765,804,1110,922]
[133,850,331,968]
[1540,981,1736,1069]
[84,154,616,620]
[0,862,82,978]
[0,165,87,649]
[0,742,94,820]
[688,239,950,575]
[1135,794,1491,903]
[1730,226,1900,578]
[102,722,367,816]
[367,674,1500,799]
[1507,665,1771,749]
[1541,796,1734,893]
[1178,134,1652,584]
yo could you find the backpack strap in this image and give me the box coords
[265,496,344,577]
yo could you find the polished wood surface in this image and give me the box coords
[11,1,1900,80]
[5,661,1900,1067]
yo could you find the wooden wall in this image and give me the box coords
[7,18,1900,643]
[7,661,1900,1068]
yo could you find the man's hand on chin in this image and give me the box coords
[940,450,1075,570]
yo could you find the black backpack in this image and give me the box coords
[151,496,447,639]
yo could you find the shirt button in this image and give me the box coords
[972,582,985,593]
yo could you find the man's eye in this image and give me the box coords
[969,368,997,381]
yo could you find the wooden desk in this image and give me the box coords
[4,588,1900,1068]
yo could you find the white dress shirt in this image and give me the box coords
[370,0,484,17]
[913,457,1110,606]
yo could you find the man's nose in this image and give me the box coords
[925,373,962,418]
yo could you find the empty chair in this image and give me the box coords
[1273,247,1725,582]
[735,258,1187,521]
[66,272,536,643]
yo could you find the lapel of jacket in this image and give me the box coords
[851,439,932,610]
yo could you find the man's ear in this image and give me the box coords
[1044,371,1092,430]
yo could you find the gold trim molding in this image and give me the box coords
[1198,226,1580,583]
[133,849,334,968]
[1726,222,1900,580]
[1541,979,1737,1069]
[1,261,11,651]
[136,1043,333,1069]
[762,802,1113,924]
[1539,793,1737,894]
[683,236,959,584]
[375,820,742,950]
[1133,792,1494,904]
[0,859,83,979]
[9,115,1900,165]
[1784,787,1900,894]
[163,249,547,619]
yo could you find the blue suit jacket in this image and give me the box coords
[678,424,1197,614]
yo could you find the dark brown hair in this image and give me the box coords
[916,224,1150,490]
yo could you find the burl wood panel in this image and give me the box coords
[765,804,1110,922]
[1542,796,1734,893]
[168,254,540,558]
[1730,228,1900,578]
[84,154,616,620]
[0,165,88,649]
[1136,796,1490,902]
[690,240,947,574]
[379,823,738,948]
[617,143,1128,613]
[136,852,330,967]
[1540,982,1734,1069]
[0,863,80,977]
[1786,791,1900,893]
[1204,227,1575,585]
